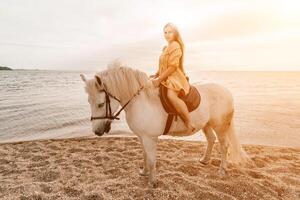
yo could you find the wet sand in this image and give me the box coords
[0,136,299,199]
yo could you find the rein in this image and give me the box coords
[90,85,145,121]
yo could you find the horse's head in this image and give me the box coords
[80,73,120,136]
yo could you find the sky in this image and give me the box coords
[0,0,300,71]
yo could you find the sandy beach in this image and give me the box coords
[0,136,299,200]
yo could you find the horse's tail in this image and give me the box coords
[226,119,252,166]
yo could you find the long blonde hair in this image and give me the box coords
[163,22,186,75]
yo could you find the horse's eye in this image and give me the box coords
[98,103,105,108]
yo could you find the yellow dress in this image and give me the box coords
[158,41,190,96]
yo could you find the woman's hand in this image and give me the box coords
[186,76,189,82]
[151,77,161,87]
[149,72,158,79]
[149,74,157,78]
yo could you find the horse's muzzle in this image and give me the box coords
[94,121,111,136]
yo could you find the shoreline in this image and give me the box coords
[1,132,299,149]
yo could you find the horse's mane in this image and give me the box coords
[95,61,157,102]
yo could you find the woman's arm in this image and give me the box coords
[152,67,176,87]
[149,70,159,78]
[157,66,176,82]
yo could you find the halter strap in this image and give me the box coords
[112,85,144,119]
[90,85,144,121]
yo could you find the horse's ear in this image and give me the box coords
[95,75,102,87]
[80,74,87,83]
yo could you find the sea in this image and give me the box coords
[1,69,299,147]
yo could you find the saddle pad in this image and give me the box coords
[159,84,201,115]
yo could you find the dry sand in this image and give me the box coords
[0,136,299,200]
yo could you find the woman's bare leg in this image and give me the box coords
[167,89,195,131]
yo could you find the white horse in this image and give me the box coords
[80,62,250,187]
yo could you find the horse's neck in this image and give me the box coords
[119,86,160,109]
[121,87,164,118]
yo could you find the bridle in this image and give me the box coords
[90,85,145,121]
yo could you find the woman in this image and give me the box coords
[150,22,196,133]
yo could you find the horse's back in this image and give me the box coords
[192,82,233,101]
[192,82,234,113]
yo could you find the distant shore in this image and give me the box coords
[0,66,12,70]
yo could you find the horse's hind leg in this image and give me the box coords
[214,126,229,177]
[200,124,216,164]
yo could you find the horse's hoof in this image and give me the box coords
[199,157,210,165]
[218,168,226,178]
[148,180,158,188]
[139,168,149,176]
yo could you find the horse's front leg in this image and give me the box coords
[141,136,158,187]
[137,135,149,176]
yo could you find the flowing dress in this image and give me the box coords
[158,41,190,96]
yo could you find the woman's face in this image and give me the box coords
[164,26,175,43]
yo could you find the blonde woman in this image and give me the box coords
[150,23,196,133]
